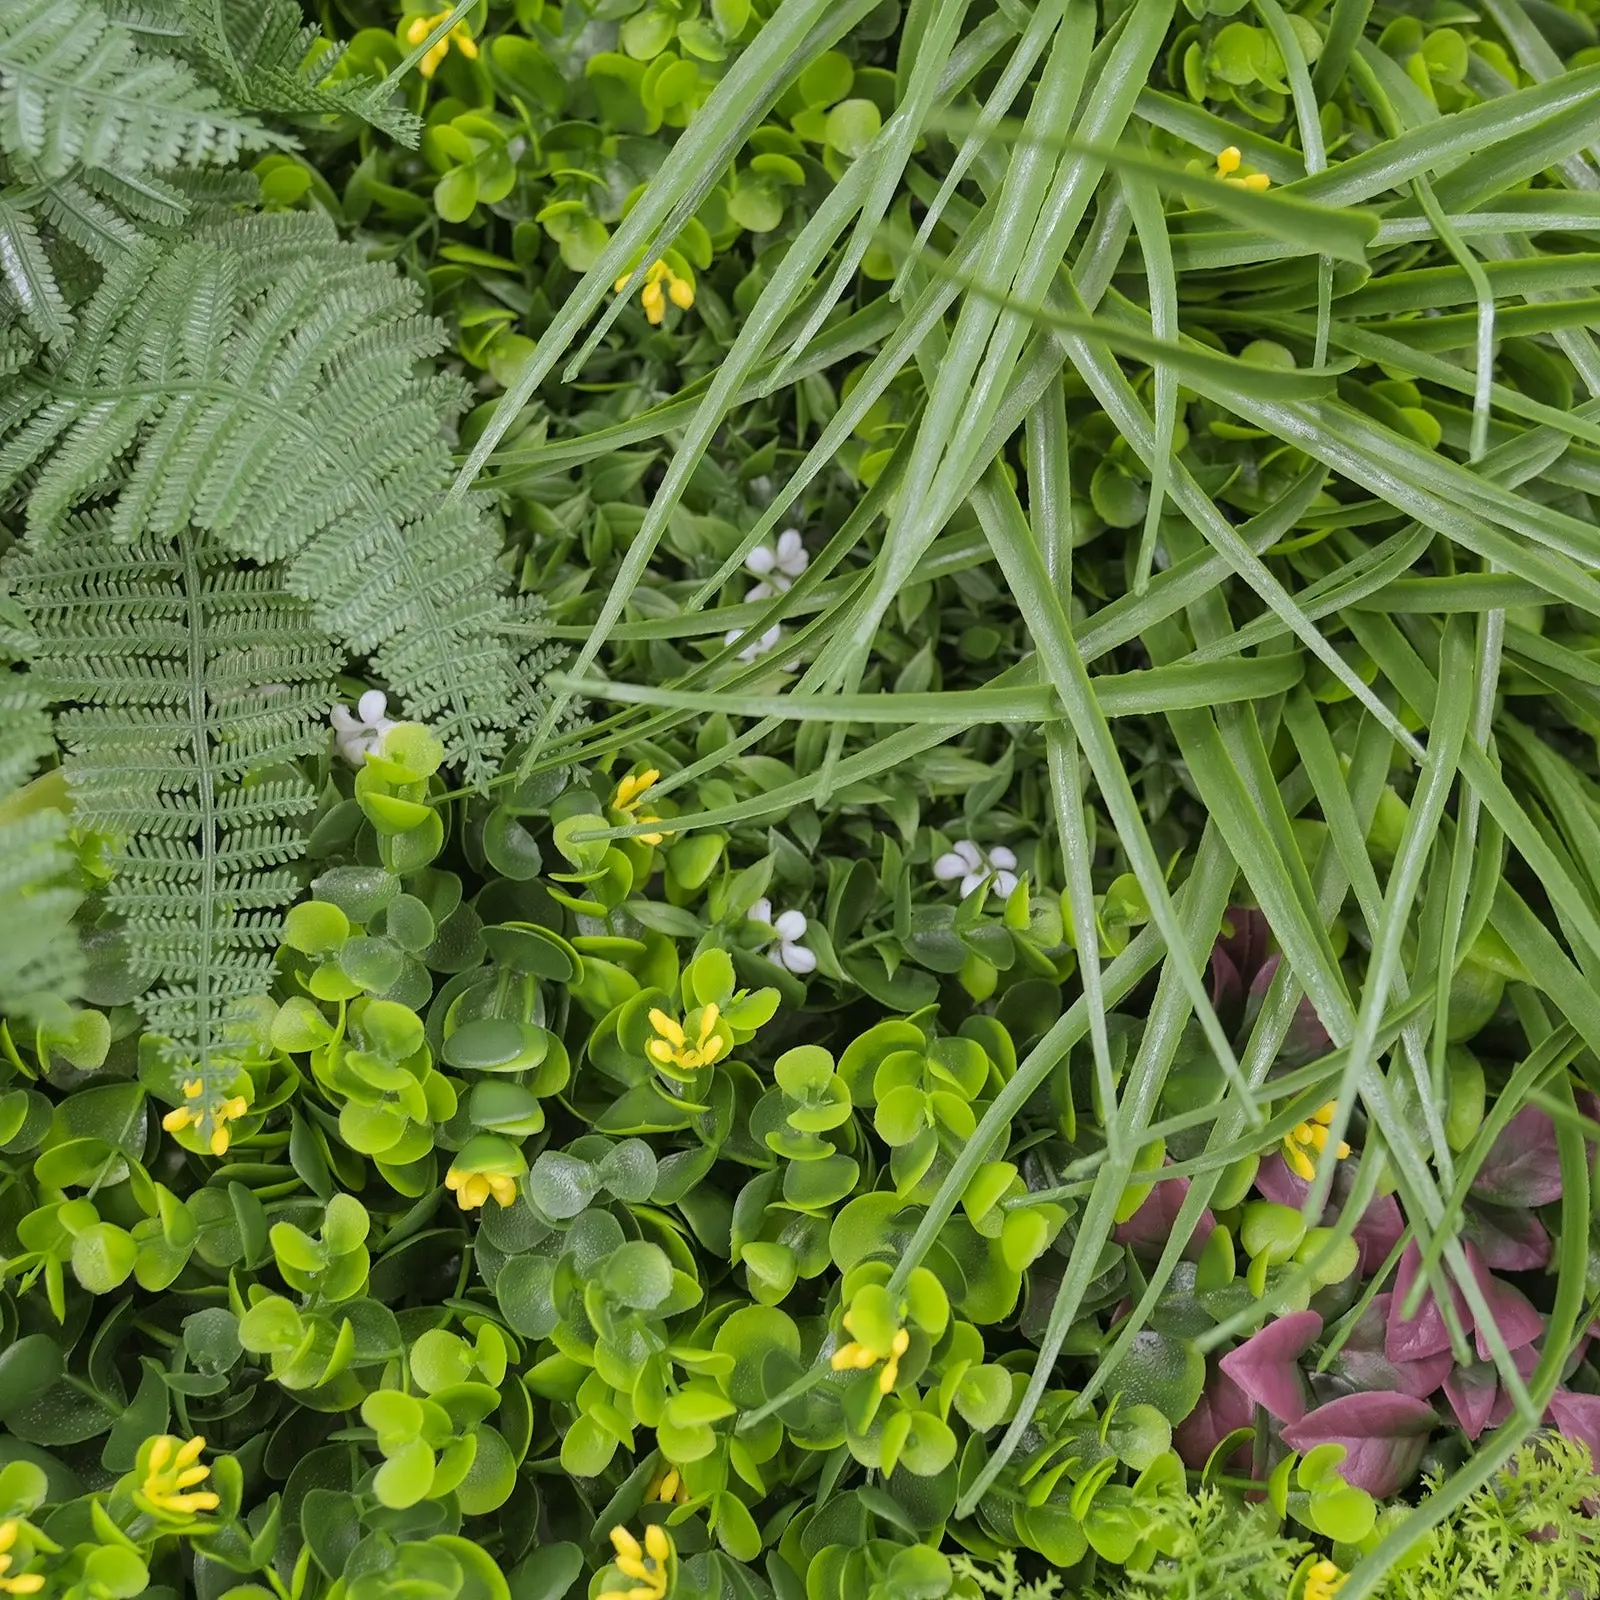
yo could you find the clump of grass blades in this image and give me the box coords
[475,0,1600,1591]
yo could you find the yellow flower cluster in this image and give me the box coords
[445,1164,518,1210]
[611,769,667,846]
[162,1080,250,1155]
[141,1435,219,1517]
[0,1522,41,1596]
[1282,1102,1351,1182]
[405,9,478,78]
[647,1463,690,1504]
[1303,1558,1346,1600]
[598,1524,672,1600]
[1216,145,1271,191]
[614,260,694,326]
[647,1006,725,1076]
[830,1322,910,1395]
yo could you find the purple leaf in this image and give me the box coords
[1463,1242,1543,1359]
[1353,1194,1404,1278]
[1246,955,1332,1061]
[1254,1151,1310,1210]
[1279,1391,1436,1498]
[1547,1389,1600,1462]
[1443,1359,1500,1441]
[1173,1366,1254,1472]
[1210,908,1271,1031]
[1322,1295,1452,1400]
[1386,1243,1460,1364]
[1471,1106,1562,1208]
[1217,906,1271,986]
[1114,1170,1215,1259]
[1464,1201,1550,1272]
[1208,947,1245,1025]
[1220,1310,1322,1424]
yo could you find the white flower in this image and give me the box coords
[745,529,808,600]
[749,897,817,975]
[330,689,396,767]
[933,839,1019,900]
[724,621,785,664]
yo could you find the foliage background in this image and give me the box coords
[4,0,1600,1596]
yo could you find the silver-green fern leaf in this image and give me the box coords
[0,0,284,181]
[151,0,422,146]
[5,518,338,1080]
[0,593,83,1023]
[0,214,539,784]
[0,0,414,354]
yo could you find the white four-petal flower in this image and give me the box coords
[724,621,785,664]
[330,689,396,767]
[933,839,1019,899]
[749,897,817,974]
[745,529,808,600]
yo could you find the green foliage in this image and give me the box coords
[6,525,335,1086]
[0,0,277,182]
[1371,1437,1600,1600]
[1076,1485,1309,1600]
[0,0,555,1063]
[0,216,545,779]
[0,612,81,1020]
[9,0,1600,1597]
[162,0,423,142]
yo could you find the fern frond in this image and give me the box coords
[0,0,283,181]
[0,214,541,784]
[5,518,338,1086]
[0,643,82,1023]
[0,191,70,346]
[31,168,142,260]
[78,159,192,225]
[170,0,421,147]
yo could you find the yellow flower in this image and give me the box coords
[140,1435,220,1517]
[647,1462,689,1503]
[646,1005,725,1077]
[444,1135,525,1211]
[1303,1558,1345,1600]
[610,767,667,846]
[405,10,478,78]
[598,1523,673,1600]
[162,1080,251,1155]
[613,259,695,326]
[0,1520,42,1596]
[830,1323,910,1395]
[1216,144,1271,191]
[1282,1102,1351,1182]
[445,1168,517,1208]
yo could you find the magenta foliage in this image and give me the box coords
[1219,1310,1322,1424]
[1174,1366,1253,1472]
[1279,1391,1437,1497]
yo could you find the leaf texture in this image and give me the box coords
[0,213,543,783]
[0,0,280,180]
[6,518,336,1077]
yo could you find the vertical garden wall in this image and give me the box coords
[1,0,1600,1596]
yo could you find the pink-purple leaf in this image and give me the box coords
[1219,1310,1321,1424]
[1330,1295,1452,1400]
[1173,1367,1253,1472]
[1471,1106,1562,1208]
[1279,1391,1436,1497]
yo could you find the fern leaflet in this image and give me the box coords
[0,0,285,181]
[0,213,539,783]
[0,189,71,345]
[0,603,82,1023]
[167,0,421,146]
[5,518,338,1086]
